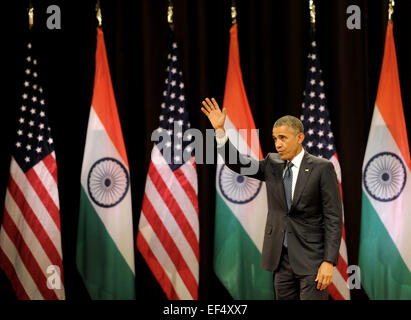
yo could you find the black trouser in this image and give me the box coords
[273,246,328,300]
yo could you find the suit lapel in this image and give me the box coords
[270,157,288,211]
[291,152,313,210]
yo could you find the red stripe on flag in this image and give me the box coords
[335,254,348,282]
[136,231,180,300]
[149,163,199,260]
[173,167,199,215]
[328,282,345,300]
[142,194,198,299]
[1,209,58,300]
[42,154,58,184]
[25,167,61,231]
[330,155,349,298]
[338,182,344,200]
[341,222,347,243]
[8,177,63,270]
[0,246,30,300]
[191,160,197,172]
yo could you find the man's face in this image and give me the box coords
[272,125,305,161]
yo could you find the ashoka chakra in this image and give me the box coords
[363,152,407,202]
[87,157,130,208]
[218,165,262,204]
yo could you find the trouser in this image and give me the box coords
[273,246,328,300]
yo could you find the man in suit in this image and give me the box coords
[201,97,343,300]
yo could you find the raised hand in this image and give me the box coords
[201,98,227,131]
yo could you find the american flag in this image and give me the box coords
[137,27,199,300]
[300,29,350,300]
[0,40,65,300]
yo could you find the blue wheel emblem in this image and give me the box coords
[218,165,262,204]
[87,157,130,208]
[363,152,407,202]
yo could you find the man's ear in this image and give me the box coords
[298,133,305,144]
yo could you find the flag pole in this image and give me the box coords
[309,0,316,28]
[168,0,175,30]
[231,0,237,25]
[28,0,34,30]
[96,0,103,28]
[388,0,395,22]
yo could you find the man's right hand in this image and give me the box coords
[201,98,227,133]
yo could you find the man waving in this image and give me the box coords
[202,98,342,300]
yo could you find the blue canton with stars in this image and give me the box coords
[300,29,336,160]
[14,41,54,172]
[155,27,193,171]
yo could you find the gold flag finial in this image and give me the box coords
[388,0,395,21]
[168,0,174,25]
[96,0,102,27]
[309,0,316,26]
[231,0,237,25]
[28,3,34,29]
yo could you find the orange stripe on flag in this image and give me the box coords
[376,22,411,169]
[91,28,129,167]
[223,24,263,160]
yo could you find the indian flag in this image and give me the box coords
[214,24,274,300]
[359,22,411,299]
[76,28,136,299]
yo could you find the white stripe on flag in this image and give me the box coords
[33,160,60,209]
[4,189,65,300]
[330,154,350,299]
[178,157,198,195]
[364,106,411,270]
[6,188,54,267]
[339,238,348,265]
[0,227,42,300]
[138,213,193,299]
[80,107,135,274]
[330,154,342,184]
[218,115,268,253]
[224,117,260,160]
[333,266,350,300]
[145,175,199,281]
[10,158,62,258]
[151,146,199,238]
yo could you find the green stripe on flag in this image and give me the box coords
[76,186,136,300]
[214,193,274,300]
[359,192,411,300]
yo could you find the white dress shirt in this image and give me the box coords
[283,148,305,200]
[215,129,228,147]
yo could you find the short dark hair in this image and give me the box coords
[273,115,304,134]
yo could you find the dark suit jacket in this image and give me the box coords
[218,139,343,275]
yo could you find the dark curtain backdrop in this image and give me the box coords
[0,0,410,301]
